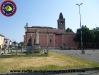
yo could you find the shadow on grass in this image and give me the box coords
[0,51,49,58]
[0,54,48,58]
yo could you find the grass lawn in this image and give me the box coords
[0,52,99,73]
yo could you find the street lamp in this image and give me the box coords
[47,27,49,48]
[76,3,85,54]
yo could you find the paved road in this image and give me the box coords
[50,49,99,63]
[50,49,99,75]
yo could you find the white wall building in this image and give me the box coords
[0,34,5,49]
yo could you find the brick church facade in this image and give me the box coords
[24,13,77,49]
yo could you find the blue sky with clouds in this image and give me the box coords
[0,0,99,42]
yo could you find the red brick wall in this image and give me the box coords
[64,35,76,48]
[55,35,62,47]
[48,34,54,47]
[39,34,47,47]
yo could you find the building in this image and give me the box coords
[24,13,77,49]
[0,34,5,49]
[4,38,11,48]
[0,34,11,49]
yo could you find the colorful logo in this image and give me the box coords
[0,0,17,17]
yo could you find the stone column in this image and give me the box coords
[33,29,40,53]
[35,29,39,44]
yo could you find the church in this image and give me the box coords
[24,13,77,49]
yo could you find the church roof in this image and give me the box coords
[28,26,56,29]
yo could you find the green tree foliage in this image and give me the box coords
[18,42,24,48]
[74,25,99,48]
[19,42,24,44]
[66,28,73,32]
[74,25,90,42]
[92,27,99,43]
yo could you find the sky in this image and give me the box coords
[0,0,99,43]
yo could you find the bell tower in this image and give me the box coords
[57,13,65,30]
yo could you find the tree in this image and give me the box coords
[74,25,99,49]
[19,42,24,45]
[18,42,24,47]
[66,28,73,32]
[74,25,93,48]
[92,27,99,43]
[74,25,90,42]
